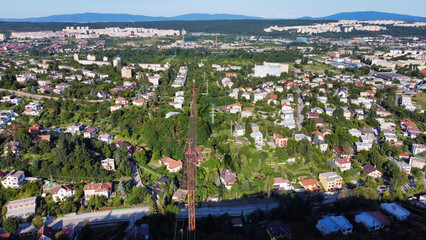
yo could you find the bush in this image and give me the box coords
[32,215,44,228]
[3,217,20,233]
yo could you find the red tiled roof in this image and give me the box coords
[51,185,75,195]
[274,177,290,184]
[37,225,56,240]
[35,135,50,141]
[29,124,41,132]
[83,182,112,193]
[227,103,242,108]
[363,163,379,175]
[299,178,319,186]
[367,211,390,225]
[336,158,350,164]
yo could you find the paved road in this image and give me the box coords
[296,86,304,131]
[130,162,143,188]
[0,88,104,103]
[179,200,279,217]
[0,88,59,101]
[17,200,279,234]
[18,206,150,234]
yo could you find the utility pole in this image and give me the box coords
[211,104,215,124]
[182,28,185,48]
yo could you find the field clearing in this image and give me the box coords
[413,92,426,110]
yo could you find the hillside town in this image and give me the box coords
[0,14,425,240]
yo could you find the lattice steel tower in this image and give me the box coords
[184,79,199,240]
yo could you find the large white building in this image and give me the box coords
[254,62,289,78]
[1,170,25,189]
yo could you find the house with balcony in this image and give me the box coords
[319,172,343,192]
[83,182,113,199]
[51,185,76,202]
[1,170,25,189]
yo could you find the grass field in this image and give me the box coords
[413,92,426,110]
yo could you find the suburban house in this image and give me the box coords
[83,126,99,138]
[319,172,343,192]
[355,142,373,152]
[409,156,425,169]
[51,185,76,202]
[222,77,234,88]
[28,124,42,134]
[34,135,51,143]
[355,212,382,232]
[23,101,42,116]
[234,125,245,137]
[114,141,134,152]
[172,189,188,203]
[316,215,353,235]
[394,160,411,174]
[83,182,113,199]
[97,133,114,144]
[3,140,22,155]
[132,98,147,107]
[251,123,260,132]
[231,218,243,228]
[273,134,288,147]
[266,221,292,239]
[299,178,321,192]
[65,124,86,136]
[110,105,123,112]
[219,168,238,190]
[250,131,263,145]
[273,177,292,191]
[159,157,183,173]
[380,202,410,220]
[6,197,37,218]
[411,144,426,155]
[37,225,57,240]
[1,170,25,188]
[115,97,128,105]
[335,158,351,172]
[363,164,383,179]
[366,211,390,230]
[101,158,116,171]
[226,103,242,114]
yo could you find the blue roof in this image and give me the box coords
[318,217,339,233]
[331,215,353,230]
[356,212,381,228]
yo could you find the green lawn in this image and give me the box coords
[413,92,426,110]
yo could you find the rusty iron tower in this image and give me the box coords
[184,79,199,240]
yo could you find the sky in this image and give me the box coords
[0,0,425,19]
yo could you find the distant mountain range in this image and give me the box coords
[0,13,263,23]
[0,11,425,23]
[299,11,426,22]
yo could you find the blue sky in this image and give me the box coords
[0,0,425,19]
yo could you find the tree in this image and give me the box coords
[349,186,380,201]
[80,220,91,240]
[390,171,408,191]
[32,215,44,228]
[146,194,158,215]
[55,231,70,240]
[264,175,274,197]
[3,217,20,233]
